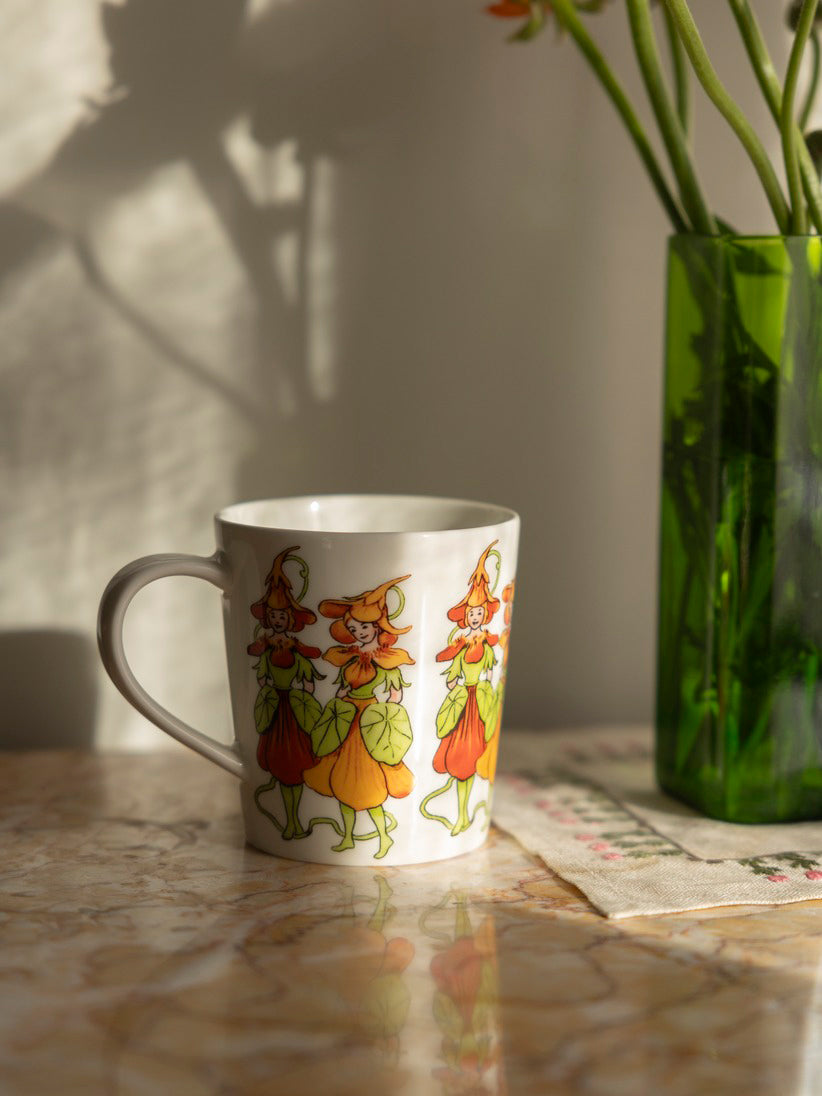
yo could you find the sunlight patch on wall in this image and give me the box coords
[0,0,108,194]
[306,157,338,403]
[270,231,297,307]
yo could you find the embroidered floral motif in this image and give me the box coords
[740,852,822,881]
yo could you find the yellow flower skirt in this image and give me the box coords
[304,697,414,811]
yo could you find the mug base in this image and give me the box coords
[240,784,493,866]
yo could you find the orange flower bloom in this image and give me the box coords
[250,545,316,633]
[446,542,500,629]
[486,1,532,15]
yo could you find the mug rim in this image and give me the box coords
[216,493,519,536]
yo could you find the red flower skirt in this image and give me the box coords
[433,685,486,781]
[257,689,317,786]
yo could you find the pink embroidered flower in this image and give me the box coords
[806,870,822,880]
[590,842,609,852]
[575,833,596,842]
[603,852,623,860]
[767,874,789,883]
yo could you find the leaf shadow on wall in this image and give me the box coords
[5,0,527,494]
[5,0,298,429]
[3,0,539,733]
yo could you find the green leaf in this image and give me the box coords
[484,709,500,743]
[714,216,738,236]
[289,690,322,734]
[254,685,279,734]
[476,681,497,729]
[509,6,545,42]
[361,974,411,1038]
[728,242,785,277]
[436,685,468,738]
[488,680,507,741]
[311,698,356,757]
[254,649,271,682]
[359,702,413,765]
[432,992,462,1040]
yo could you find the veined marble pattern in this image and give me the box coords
[3,750,822,1095]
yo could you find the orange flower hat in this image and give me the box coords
[319,575,412,646]
[250,546,317,633]
[447,542,501,629]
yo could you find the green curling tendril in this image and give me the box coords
[487,549,502,595]
[254,777,284,832]
[420,777,490,831]
[420,777,456,830]
[305,811,398,841]
[387,583,406,622]
[285,553,310,604]
[417,891,454,944]
[469,799,490,826]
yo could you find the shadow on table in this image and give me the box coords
[0,629,98,749]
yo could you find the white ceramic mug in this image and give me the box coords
[98,495,519,865]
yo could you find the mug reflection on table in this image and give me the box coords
[421,891,503,1095]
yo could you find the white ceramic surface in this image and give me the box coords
[98,494,519,865]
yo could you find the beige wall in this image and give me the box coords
[0,1,795,748]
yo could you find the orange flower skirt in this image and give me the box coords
[433,685,486,781]
[303,697,414,811]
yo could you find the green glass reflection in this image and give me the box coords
[656,235,822,822]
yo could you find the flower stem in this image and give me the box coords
[550,0,688,233]
[661,0,790,234]
[627,0,715,234]
[783,0,820,234]
[661,3,691,139]
[800,32,821,130]
[727,0,782,109]
[728,0,822,233]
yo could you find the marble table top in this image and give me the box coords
[3,746,822,1095]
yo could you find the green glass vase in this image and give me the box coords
[655,235,822,822]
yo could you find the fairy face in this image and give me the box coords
[348,617,379,645]
[267,608,290,634]
[466,605,486,630]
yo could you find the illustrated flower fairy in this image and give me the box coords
[249,546,324,840]
[303,574,415,859]
[476,580,514,784]
[421,543,503,836]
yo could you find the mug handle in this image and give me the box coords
[97,552,244,779]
